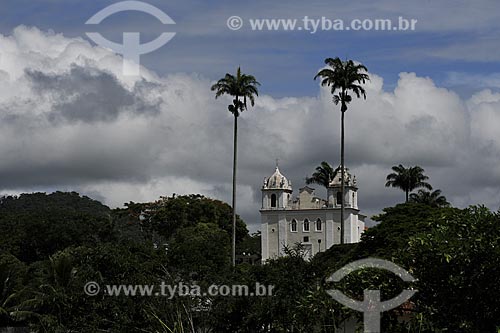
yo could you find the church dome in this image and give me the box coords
[263,165,292,190]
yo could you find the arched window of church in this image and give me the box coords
[291,219,297,232]
[271,194,277,208]
[316,218,322,231]
[303,219,310,232]
[336,192,343,205]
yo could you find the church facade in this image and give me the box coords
[260,164,365,261]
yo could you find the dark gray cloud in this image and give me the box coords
[26,66,160,123]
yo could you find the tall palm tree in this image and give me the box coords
[409,189,450,207]
[314,58,369,244]
[385,164,433,202]
[211,67,260,266]
[306,161,340,189]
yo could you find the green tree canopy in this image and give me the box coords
[314,58,369,113]
[115,194,248,243]
[404,206,500,331]
[0,192,112,263]
[211,67,260,117]
[385,164,432,202]
[409,189,450,207]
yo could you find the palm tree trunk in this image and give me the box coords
[405,190,409,203]
[340,108,345,245]
[231,111,238,267]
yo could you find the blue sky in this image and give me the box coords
[2,0,499,97]
[1,0,500,230]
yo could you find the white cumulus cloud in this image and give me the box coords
[0,26,499,230]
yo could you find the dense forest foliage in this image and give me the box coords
[0,192,499,332]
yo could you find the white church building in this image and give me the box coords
[260,164,366,261]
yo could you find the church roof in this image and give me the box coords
[263,165,292,190]
[329,167,357,187]
[299,186,315,194]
